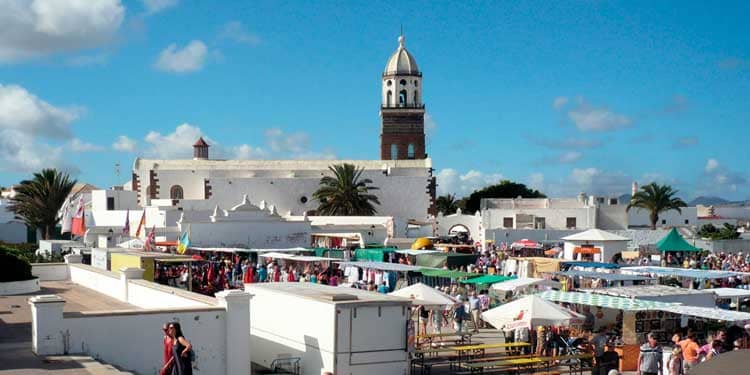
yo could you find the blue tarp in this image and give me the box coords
[562,261,620,269]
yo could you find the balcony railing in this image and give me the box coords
[381,103,425,109]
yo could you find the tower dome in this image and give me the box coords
[384,35,420,76]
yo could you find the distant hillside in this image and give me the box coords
[618,194,631,204]
[689,196,730,206]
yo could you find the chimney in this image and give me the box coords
[193,137,209,160]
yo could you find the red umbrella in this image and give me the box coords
[191,254,204,260]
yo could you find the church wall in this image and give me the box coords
[183,220,311,248]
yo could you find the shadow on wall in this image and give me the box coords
[303,335,325,374]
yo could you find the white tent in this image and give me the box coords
[561,228,630,263]
[491,278,560,292]
[481,295,584,331]
[389,283,459,308]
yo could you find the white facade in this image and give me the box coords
[561,229,631,263]
[131,159,433,236]
[246,283,410,375]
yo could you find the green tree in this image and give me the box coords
[436,194,459,215]
[697,223,740,240]
[626,182,687,230]
[464,180,546,213]
[8,169,76,240]
[313,163,380,216]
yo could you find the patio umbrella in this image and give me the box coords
[510,239,541,249]
[481,295,583,331]
[389,282,459,309]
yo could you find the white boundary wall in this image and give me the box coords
[32,263,69,281]
[30,262,251,375]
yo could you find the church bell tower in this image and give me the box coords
[380,35,426,160]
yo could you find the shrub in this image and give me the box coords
[0,251,34,282]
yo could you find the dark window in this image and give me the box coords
[170,185,184,200]
[106,197,115,210]
[414,80,418,86]
[684,219,689,224]
[387,80,392,86]
[407,144,415,159]
[503,217,513,228]
[535,217,546,229]
[399,90,407,105]
[413,90,418,105]
[390,144,398,159]
[399,79,407,85]
[662,219,667,225]
[609,198,618,205]
[386,90,392,106]
[300,196,308,204]
[566,217,577,228]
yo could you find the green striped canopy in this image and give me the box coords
[537,290,679,311]
[460,274,516,285]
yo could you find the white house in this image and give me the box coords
[561,229,631,263]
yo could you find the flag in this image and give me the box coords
[135,210,146,237]
[144,226,156,252]
[177,229,190,254]
[60,197,74,234]
[122,209,130,236]
[71,196,86,236]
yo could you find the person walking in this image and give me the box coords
[468,291,481,333]
[167,322,193,375]
[160,323,174,375]
[637,332,663,375]
[453,298,467,334]
[592,328,609,374]
[677,331,699,372]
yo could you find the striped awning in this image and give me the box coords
[537,290,679,311]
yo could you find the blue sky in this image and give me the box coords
[1,0,749,201]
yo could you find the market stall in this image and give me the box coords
[581,284,717,308]
[482,295,584,330]
[502,257,564,278]
[711,288,750,311]
[459,274,516,288]
[336,260,423,291]
[389,282,459,308]
[551,270,654,290]
[491,277,560,294]
[561,229,630,263]
[414,252,477,268]
[110,251,195,288]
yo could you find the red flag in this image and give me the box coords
[135,210,146,237]
[71,196,86,236]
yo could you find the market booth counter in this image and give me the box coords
[109,251,195,289]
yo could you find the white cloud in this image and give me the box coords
[436,168,503,197]
[112,135,136,152]
[552,96,568,110]
[424,113,437,135]
[154,40,208,73]
[219,21,260,45]
[144,123,211,159]
[558,151,582,164]
[0,84,81,139]
[0,84,84,172]
[140,0,178,15]
[69,138,103,152]
[264,128,309,154]
[0,0,125,62]
[568,99,631,132]
[528,173,545,192]
[233,144,266,159]
[705,158,719,172]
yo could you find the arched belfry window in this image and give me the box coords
[386,90,392,106]
[399,90,407,106]
[413,90,418,105]
[390,144,398,160]
[170,185,184,200]
[407,144,415,159]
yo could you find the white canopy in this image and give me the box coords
[117,238,144,249]
[711,288,750,299]
[561,229,629,241]
[491,278,560,292]
[657,305,750,322]
[389,282,458,308]
[481,295,584,331]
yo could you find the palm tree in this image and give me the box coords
[436,194,459,215]
[313,163,380,216]
[8,169,76,240]
[626,182,687,230]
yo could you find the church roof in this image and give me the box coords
[384,35,419,76]
[193,137,209,147]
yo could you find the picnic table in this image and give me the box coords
[417,332,473,347]
[411,342,531,374]
[459,353,594,375]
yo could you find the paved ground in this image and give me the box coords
[0,281,135,374]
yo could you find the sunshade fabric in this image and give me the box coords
[537,290,679,311]
[574,247,601,255]
[656,305,750,322]
[492,278,560,292]
[335,261,423,272]
[711,288,750,298]
[562,261,620,269]
[510,239,541,249]
[389,282,458,307]
[623,266,738,279]
[561,228,629,241]
[481,295,585,331]
[621,251,640,260]
[460,274,516,285]
[552,270,654,282]
[419,268,479,279]
[415,253,477,268]
[656,228,701,252]
[354,248,395,262]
